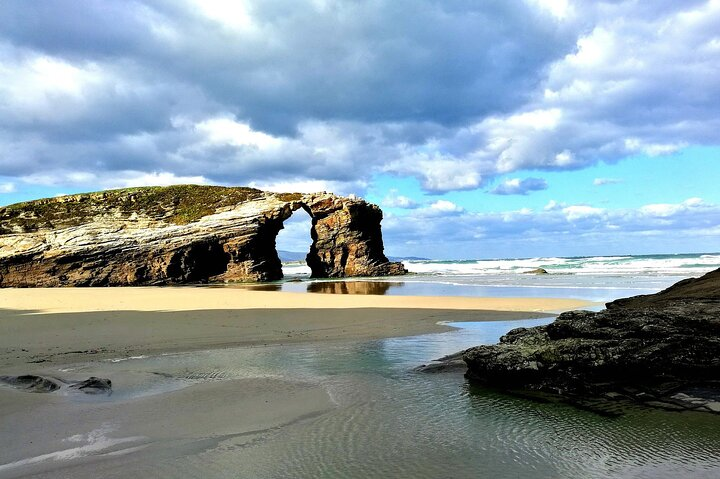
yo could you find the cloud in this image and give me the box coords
[428,200,464,214]
[382,197,720,257]
[0,182,16,193]
[0,1,718,195]
[639,197,704,218]
[562,205,605,221]
[490,177,548,195]
[543,199,565,211]
[593,178,623,186]
[382,190,419,209]
[21,170,211,190]
[405,199,465,216]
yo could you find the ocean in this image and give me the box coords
[280,252,720,304]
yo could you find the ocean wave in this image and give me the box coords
[402,253,720,277]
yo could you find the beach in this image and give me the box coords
[0,287,591,478]
[2,286,720,478]
[0,287,587,368]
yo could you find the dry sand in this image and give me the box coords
[0,286,590,368]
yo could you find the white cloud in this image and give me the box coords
[526,0,572,20]
[382,190,419,209]
[247,179,359,195]
[430,200,463,213]
[187,0,257,32]
[409,199,465,216]
[21,170,210,189]
[639,197,705,218]
[0,182,16,193]
[593,178,622,186]
[562,205,605,221]
[490,177,548,195]
[109,172,210,188]
[543,199,564,211]
[0,52,108,123]
[624,138,687,156]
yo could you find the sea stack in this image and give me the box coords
[0,185,406,286]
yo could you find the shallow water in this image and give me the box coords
[254,277,665,303]
[12,318,720,478]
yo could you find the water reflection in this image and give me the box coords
[221,280,407,295]
[306,281,404,295]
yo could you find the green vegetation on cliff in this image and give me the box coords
[0,185,266,233]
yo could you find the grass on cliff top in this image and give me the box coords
[0,185,279,233]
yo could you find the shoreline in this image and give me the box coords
[0,287,591,369]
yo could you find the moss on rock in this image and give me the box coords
[0,185,264,232]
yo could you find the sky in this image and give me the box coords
[1,0,719,259]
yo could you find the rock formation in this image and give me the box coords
[522,268,548,275]
[607,267,720,309]
[464,268,720,413]
[0,185,405,287]
[0,375,112,395]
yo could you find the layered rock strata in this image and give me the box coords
[0,185,405,286]
[463,268,720,413]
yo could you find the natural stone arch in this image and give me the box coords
[0,187,406,287]
[261,194,406,281]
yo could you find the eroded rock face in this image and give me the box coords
[463,268,720,413]
[0,186,405,286]
[304,195,407,278]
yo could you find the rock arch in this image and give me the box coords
[0,188,406,287]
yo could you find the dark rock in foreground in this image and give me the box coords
[0,375,112,395]
[463,268,720,413]
[68,376,113,394]
[415,350,468,373]
[0,374,60,393]
[0,185,405,286]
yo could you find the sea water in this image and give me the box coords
[276,252,720,303]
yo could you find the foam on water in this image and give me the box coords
[277,252,719,304]
[401,252,720,277]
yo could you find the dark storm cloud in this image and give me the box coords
[0,0,576,130]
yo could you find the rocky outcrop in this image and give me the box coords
[607,267,720,309]
[0,185,405,286]
[522,268,548,275]
[463,268,720,413]
[0,375,112,394]
[305,194,406,278]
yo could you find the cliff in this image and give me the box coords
[463,268,720,414]
[0,185,406,287]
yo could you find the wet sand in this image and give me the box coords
[0,287,590,368]
[0,287,590,478]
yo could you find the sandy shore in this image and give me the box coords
[0,287,590,368]
[0,287,591,477]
